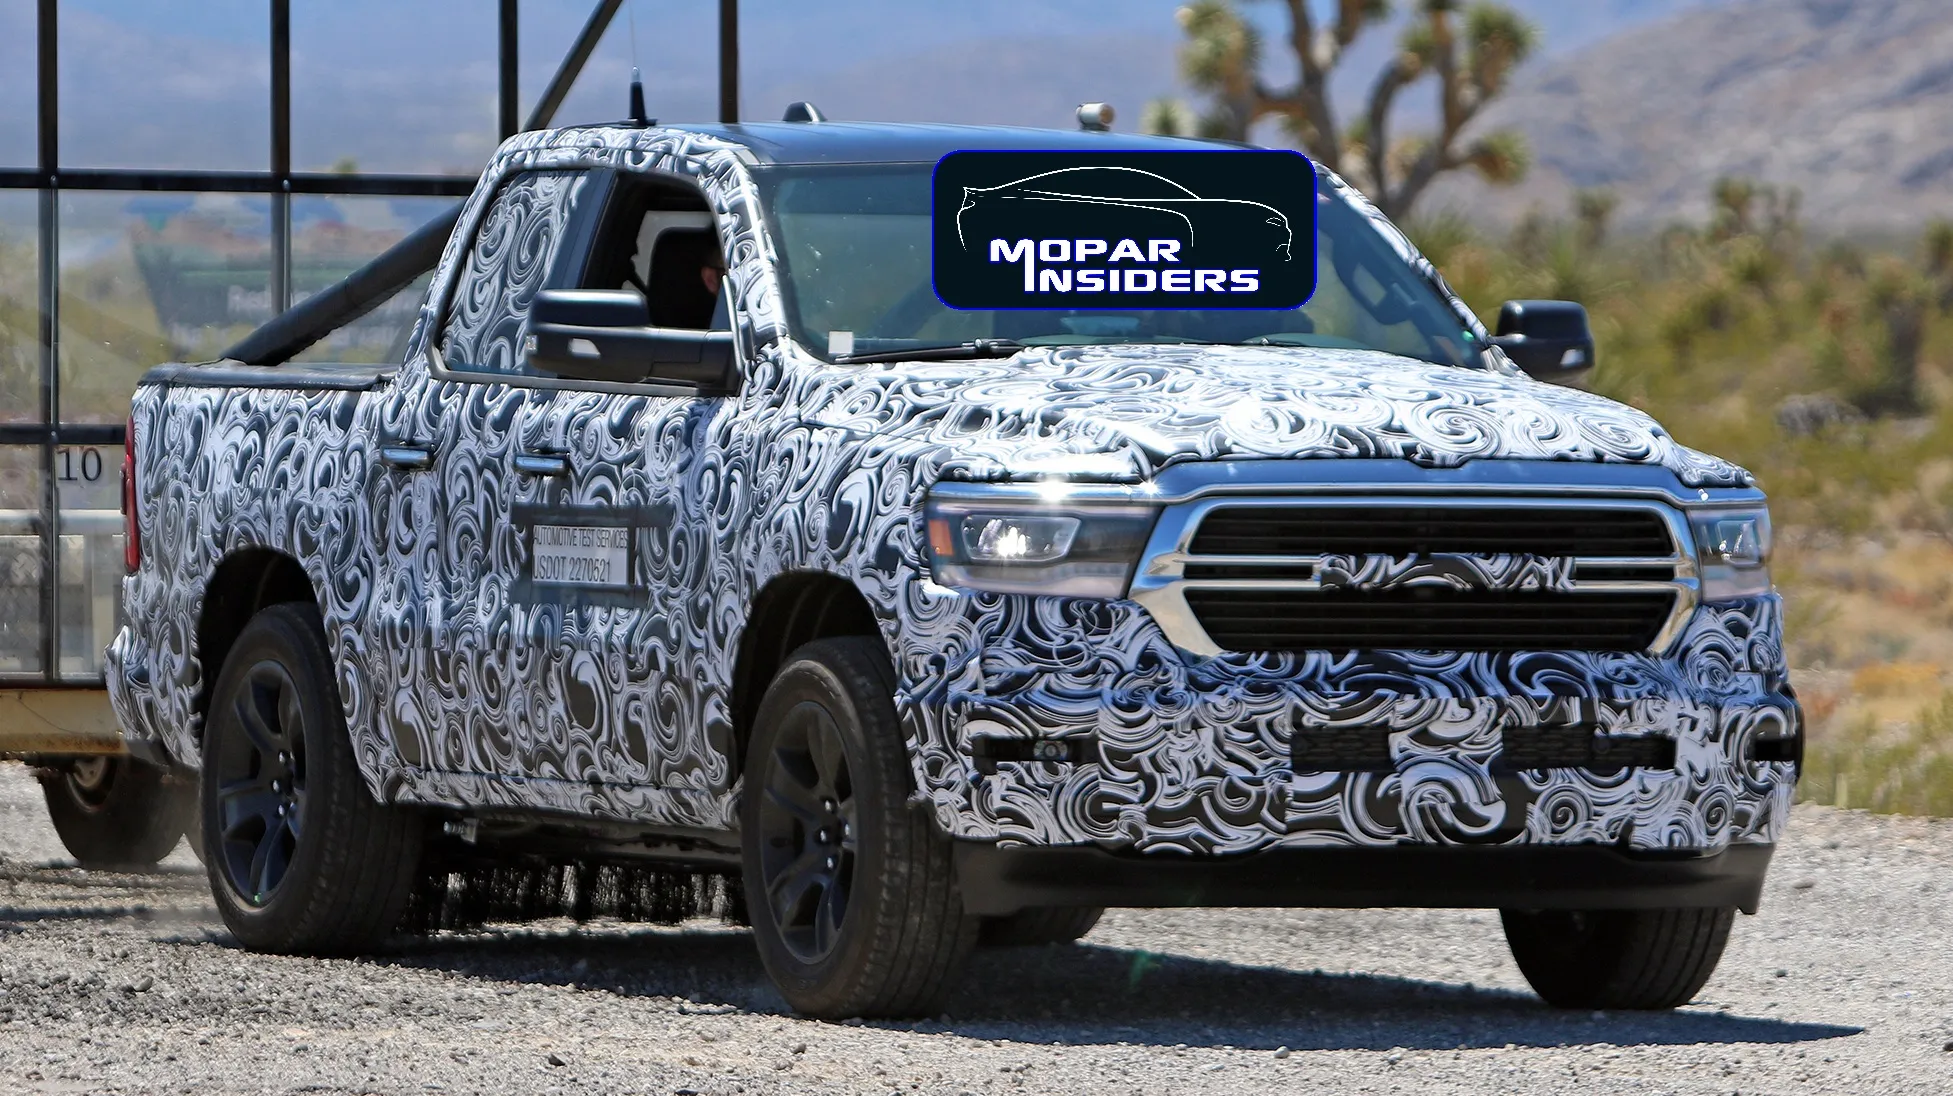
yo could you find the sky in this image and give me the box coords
[1,1,1732,172]
[0,0,1732,239]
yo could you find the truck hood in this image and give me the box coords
[794,344,1750,487]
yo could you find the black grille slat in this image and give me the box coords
[1572,563,1678,581]
[1291,726,1395,772]
[1190,505,1674,558]
[1497,728,1676,772]
[1182,562,1316,581]
[1185,589,1675,652]
[1286,725,1678,773]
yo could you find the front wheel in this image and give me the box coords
[980,906,1104,947]
[741,637,978,1019]
[1501,906,1735,1010]
[40,755,192,868]
[201,602,423,955]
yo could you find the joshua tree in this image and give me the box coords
[1173,0,1537,218]
[1859,262,1929,417]
[1709,175,1801,249]
[1574,188,1618,249]
[1925,219,1953,314]
[1140,98,1197,138]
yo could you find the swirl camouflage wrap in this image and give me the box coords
[106,123,1796,861]
[440,169,593,374]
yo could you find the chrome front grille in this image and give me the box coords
[1131,495,1699,657]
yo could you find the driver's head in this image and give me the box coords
[701,242,726,296]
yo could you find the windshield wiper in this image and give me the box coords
[833,339,1025,364]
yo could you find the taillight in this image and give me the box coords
[122,414,140,573]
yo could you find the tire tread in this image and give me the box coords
[39,758,190,868]
[1502,905,1735,1010]
[980,906,1104,947]
[743,636,977,1018]
[203,602,422,956]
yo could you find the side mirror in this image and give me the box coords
[527,288,734,388]
[1491,299,1595,382]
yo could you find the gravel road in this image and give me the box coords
[2,760,1948,1095]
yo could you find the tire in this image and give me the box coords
[1501,906,1736,1010]
[39,755,192,868]
[741,636,979,1019]
[200,602,423,955]
[980,906,1104,947]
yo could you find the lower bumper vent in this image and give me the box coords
[1289,726,1677,774]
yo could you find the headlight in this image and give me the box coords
[1690,506,1773,602]
[924,490,1158,597]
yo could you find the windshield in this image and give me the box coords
[752,162,1480,367]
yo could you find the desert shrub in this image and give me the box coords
[1801,692,1953,817]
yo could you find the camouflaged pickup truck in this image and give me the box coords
[107,118,1800,1018]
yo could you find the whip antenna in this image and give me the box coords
[626,1,649,125]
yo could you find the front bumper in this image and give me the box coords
[955,840,1776,915]
[901,592,1800,856]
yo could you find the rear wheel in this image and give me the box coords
[980,906,1104,947]
[742,636,978,1019]
[40,755,191,868]
[201,603,423,955]
[1501,906,1736,1009]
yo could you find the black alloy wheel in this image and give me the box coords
[210,660,309,906]
[740,636,978,1019]
[201,602,422,955]
[755,698,860,963]
[65,757,113,805]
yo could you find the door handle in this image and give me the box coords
[380,445,434,471]
[514,452,571,478]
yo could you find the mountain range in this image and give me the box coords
[1421,0,1953,233]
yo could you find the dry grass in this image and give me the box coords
[1801,691,1953,816]
[1779,533,1953,815]
[1416,194,1953,817]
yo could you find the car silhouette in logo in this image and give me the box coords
[953,165,1295,264]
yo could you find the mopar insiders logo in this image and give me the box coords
[931,150,1316,311]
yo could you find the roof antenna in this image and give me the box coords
[626,1,650,126]
[628,69,649,126]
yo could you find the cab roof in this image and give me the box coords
[570,120,1239,166]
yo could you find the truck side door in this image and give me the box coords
[376,167,604,787]
[512,170,735,801]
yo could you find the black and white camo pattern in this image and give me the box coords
[1314,553,1575,592]
[106,124,1794,857]
[440,169,593,374]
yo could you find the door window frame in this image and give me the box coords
[426,164,747,398]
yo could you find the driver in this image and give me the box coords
[646,228,725,329]
[700,241,726,298]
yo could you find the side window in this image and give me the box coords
[440,170,594,375]
[580,175,728,333]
